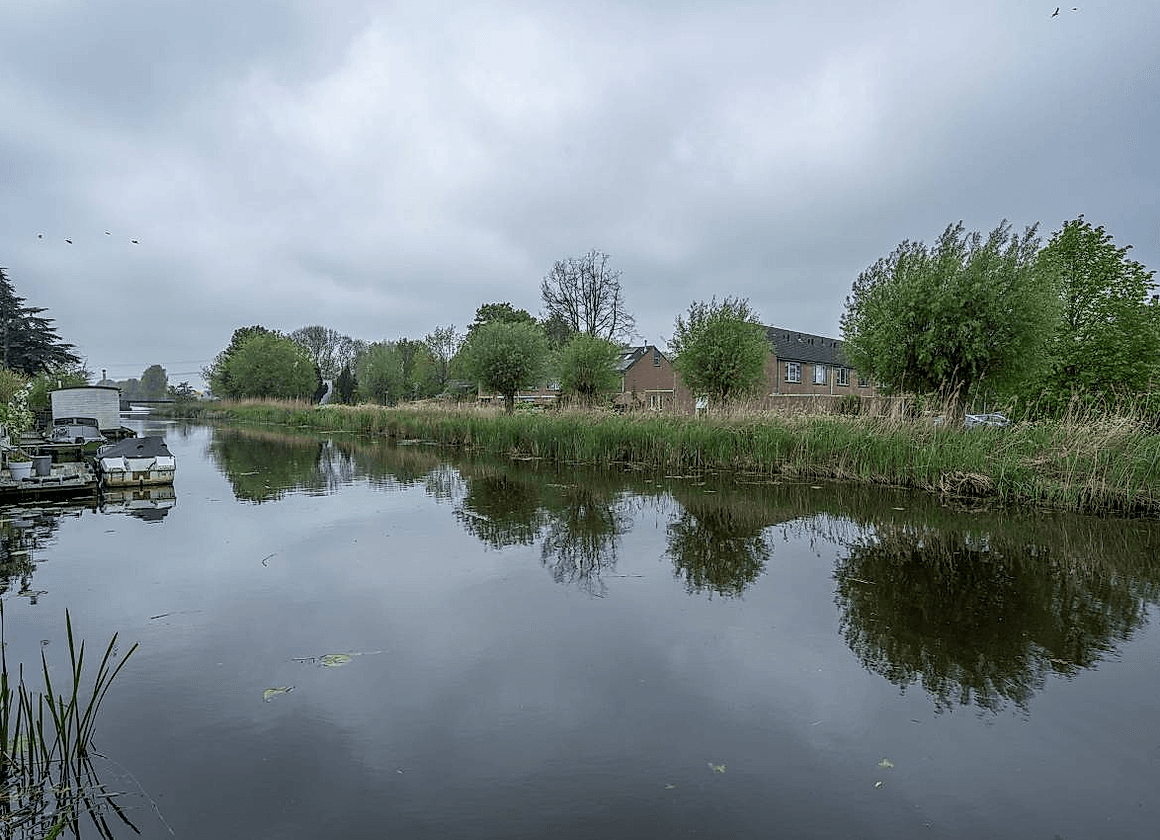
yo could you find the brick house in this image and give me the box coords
[615,345,692,411]
[763,326,877,397]
[477,344,690,409]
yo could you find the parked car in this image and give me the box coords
[964,413,1009,429]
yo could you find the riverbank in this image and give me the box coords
[158,400,1160,515]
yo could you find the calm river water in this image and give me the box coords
[3,418,1159,839]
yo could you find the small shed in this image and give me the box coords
[50,386,122,434]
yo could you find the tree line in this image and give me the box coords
[202,221,1160,417]
[5,215,1156,423]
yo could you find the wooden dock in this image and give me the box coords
[0,462,98,499]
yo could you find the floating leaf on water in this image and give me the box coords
[263,686,295,702]
[878,758,894,769]
[874,780,883,789]
[320,653,353,668]
[707,763,727,773]
[664,783,677,789]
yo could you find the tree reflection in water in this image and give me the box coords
[664,486,773,598]
[455,469,547,549]
[0,505,89,603]
[833,514,1160,713]
[538,484,632,597]
[202,422,1160,713]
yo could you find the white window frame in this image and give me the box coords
[836,367,849,386]
[814,364,827,385]
[786,361,801,383]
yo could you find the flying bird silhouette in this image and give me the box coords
[130,239,139,244]
[1052,7,1059,16]
[105,231,111,235]
[65,238,73,244]
[37,233,43,239]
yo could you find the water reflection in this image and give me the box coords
[100,485,177,522]
[204,423,1160,713]
[455,467,547,549]
[1,503,91,603]
[665,485,777,597]
[832,507,1160,712]
[537,483,633,597]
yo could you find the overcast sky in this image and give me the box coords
[2,0,1156,389]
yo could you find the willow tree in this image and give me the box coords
[669,296,769,407]
[459,320,548,413]
[840,221,1056,411]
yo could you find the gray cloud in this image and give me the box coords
[2,0,1156,387]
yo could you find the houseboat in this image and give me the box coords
[95,436,176,487]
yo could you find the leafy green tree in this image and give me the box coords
[459,320,549,413]
[396,338,441,399]
[26,367,89,413]
[424,325,462,393]
[139,364,168,400]
[466,302,536,335]
[1034,217,1159,406]
[555,334,620,406]
[356,342,405,405]
[204,325,276,397]
[539,313,574,351]
[168,381,198,402]
[0,266,81,374]
[669,296,769,406]
[334,362,358,404]
[211,332,318,399]
[841,221,1056,409]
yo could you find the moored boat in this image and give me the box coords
[96,436,176,487]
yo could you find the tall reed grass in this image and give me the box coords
[161,399,1160,515]
[0,604,138,839]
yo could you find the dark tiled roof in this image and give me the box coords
[764,326,852,367]
[616,345,651,372]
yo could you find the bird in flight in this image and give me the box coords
[130,239,139,244]
[65,238,73,244]
[37,233,43,239]
[105,230,111,235]
[1052,7,1059,16]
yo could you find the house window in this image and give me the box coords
[648,393,663,410]
[653,353,661,367]
[814,364,827,385]
[858,375,869,387]
[786,362,801,383]
[836,367,849,386]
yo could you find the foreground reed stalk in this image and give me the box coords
[0,605,138,839]
[162,400,1160,516]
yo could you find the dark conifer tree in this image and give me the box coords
[0,266,81,373]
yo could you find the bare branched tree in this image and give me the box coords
[540,250,636,343]
[290,325,364,379]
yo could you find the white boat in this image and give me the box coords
[96,436,176,487]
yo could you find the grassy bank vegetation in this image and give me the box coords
[158,399,1160,515]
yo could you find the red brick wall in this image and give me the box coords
[765,356,876,397]
[618,348,694,411]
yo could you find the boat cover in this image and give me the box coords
[98,436,172,459]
